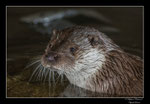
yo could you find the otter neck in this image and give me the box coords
[65,71,96,89]
[65,48,106,90]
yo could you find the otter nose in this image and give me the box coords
[47,56,55,61]
[45,53,59,61]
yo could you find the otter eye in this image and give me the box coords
[70,47,76,53]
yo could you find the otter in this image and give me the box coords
[40,26,143,97]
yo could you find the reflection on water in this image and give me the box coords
[7,7,143,97]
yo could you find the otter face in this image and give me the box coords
[41,41,76,71]
[41,27,106,76]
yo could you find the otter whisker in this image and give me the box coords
[35,65,43,81]
[43,68,50,83]
[29,63,41,82]
[37,66,44,81]
[42,67,47,81]
[52,71,56,85]
[25,60,41,69]
[40,67,46,82]
[48,70,51,96]
[49,70,52,83]
[60,74,64,84]
[54,73,62,86]
[42,67,47,77]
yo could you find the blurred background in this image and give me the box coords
[7,7,143,97]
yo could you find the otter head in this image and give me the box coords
[41,26,116,77]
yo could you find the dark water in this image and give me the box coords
[7,7,143,97]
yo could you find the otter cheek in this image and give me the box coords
[61,55,75,69]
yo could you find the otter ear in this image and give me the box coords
[50,29,57,41]
[52,29,57,35]
[87,35,100,47]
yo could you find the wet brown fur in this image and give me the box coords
[42,26,143,97]
[89,50,143,96]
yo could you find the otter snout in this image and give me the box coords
[45,52,60,62]
[41,52,61,68]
